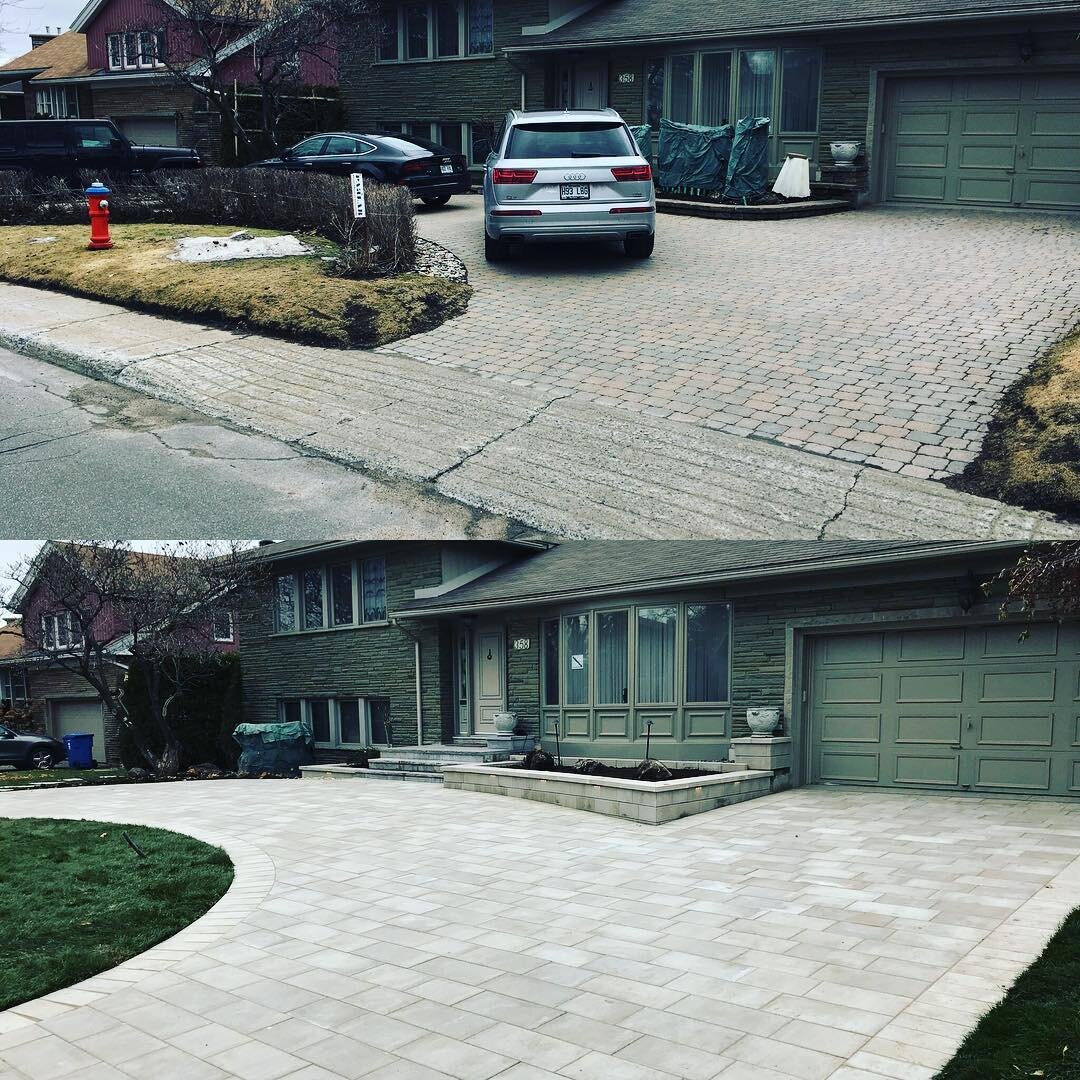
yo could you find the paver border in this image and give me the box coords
[0,809,275,1033]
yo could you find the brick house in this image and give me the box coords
[244,539,1080,799]
[0,0,338,161]
[340,0,1080,210]
[0,542,240,765]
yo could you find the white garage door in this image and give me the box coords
[117,116,178,147]
[51,698,108,765]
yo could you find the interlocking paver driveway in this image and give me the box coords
[3,783,1080,1080]
[399,199,1080,480]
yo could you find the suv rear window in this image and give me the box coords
[506,122,635,159]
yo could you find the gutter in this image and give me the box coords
[503,3,1080,52]
[390,541,1027,618]
[390,618,424,746]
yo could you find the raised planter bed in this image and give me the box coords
[441,761,775,825]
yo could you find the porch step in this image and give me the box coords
[452,736,490,748]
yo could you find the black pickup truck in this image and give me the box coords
[0,119,202,180]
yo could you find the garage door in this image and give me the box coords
[116,116,178,147]
[51,698,108,765]
[883,72,1080,210]
[810,623,1080,796]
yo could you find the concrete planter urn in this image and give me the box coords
[492,711,518,735]
[829,141,861,164]
[746,707,781,736]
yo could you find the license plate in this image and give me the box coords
[440,163,453,174]
[560,183,590,200]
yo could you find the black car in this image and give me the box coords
[0,119,202,181]
[248,131,471,206]
[0,724,67,770]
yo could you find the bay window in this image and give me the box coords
[377,0,494,62]
[281,697,391,747]
[274,557,387,632]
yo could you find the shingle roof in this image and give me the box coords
[398,540,1021,615]
[510,0,1080,50]
[0,618,25,660]
[0,32,93,81]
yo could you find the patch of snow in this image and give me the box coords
[28,236,58,244]
[169,234,312,264]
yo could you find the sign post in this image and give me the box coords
[349,173,366,219]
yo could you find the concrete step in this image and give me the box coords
[373,747,510,765]
[300,764,443,783]
[368,759,444,774]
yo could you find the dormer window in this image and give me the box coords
[42,611,82,651]
[106,30,165,71]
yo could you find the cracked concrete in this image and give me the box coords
[0,282,1076,539]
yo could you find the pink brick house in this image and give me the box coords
[0,0,338,161]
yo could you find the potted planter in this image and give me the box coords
[746,707,781,736]
[829,141,861,165]
[492,711,517,735]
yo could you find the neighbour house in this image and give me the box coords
[0,543,240,766]
[341,0,1080,211]
[245,539,1080,799]
[0,5,338,159]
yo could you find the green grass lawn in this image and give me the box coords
[0,818,233,1011]
[936,907,1080,1079]
[0,768,125,787]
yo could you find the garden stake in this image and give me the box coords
[644,717,653,764]
[553,718,562,767]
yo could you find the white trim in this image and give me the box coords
[211,610,234,643]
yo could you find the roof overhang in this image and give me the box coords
[503,3,1080,52]
[0,66,48,78]
[393,541,1027,618]
[248,539,552,565]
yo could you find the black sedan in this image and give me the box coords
[0,724,67,770]
[248,131,471,206]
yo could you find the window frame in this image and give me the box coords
[279,696,391,748]
[683,601,733,705]
[634,603,679,707]
[778,46,822,135]
[211,609,234,643]
[41,610,81,652]
[106,30,165,72]
[273,558,388,635]
[374,0,494,64]
[0,669,28,705]
[33,85,78,119]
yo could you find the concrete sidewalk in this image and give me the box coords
[1,282,1075,539]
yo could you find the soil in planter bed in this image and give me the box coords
[511,763,717,782]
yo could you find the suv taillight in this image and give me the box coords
[611,164,652,181]
[492,168,537,184]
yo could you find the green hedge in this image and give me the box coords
[119,654,242,771]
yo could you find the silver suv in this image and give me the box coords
[483,109,656,262]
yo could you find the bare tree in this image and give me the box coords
[121,0,379,158]
[996,542,1080,621]
[6,541,264,775]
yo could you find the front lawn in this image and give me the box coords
[936,906,1080,1079]
[0,817,233,1011]
[948,329,1080,517]
[0,223,470,347]
[0,767,124,787]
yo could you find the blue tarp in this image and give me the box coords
[629,124,652,159]
[656,118,734,191]
[723,116,771,202]
[233,721,313,776]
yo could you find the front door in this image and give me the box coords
[473,625,505,735]
[573,63,607,109]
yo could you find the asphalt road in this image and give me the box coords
[0,348,525,539]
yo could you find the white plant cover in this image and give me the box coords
[772,155,811,199]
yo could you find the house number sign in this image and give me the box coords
[618,72,635,84]
[513,637,531,650]
[350,173,367,219]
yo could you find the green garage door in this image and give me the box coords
[884,72,1080,210]
[810,623,1080,796]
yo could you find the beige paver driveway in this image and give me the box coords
[2,783,1080,1080]
[402,199,1080,481]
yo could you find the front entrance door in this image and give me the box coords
[573,63,607,109]
[473,625,505,735]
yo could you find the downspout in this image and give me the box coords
[504,52,527,110]
[391,619,424,746]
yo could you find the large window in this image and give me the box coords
[0,670,27,705]
[564,614,589,706]
[378,0,493,62]
[33,86,78,119]
[738,49,775,119]
[700,52,732,126]
[636,606,676,704]
[685,603,730,702]
[669,54,694,124]
[274,557,387,632]
[780,48,821,132]
[280,697,391,747]
[106,30,165,71]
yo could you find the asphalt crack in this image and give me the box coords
[817,466,865,540]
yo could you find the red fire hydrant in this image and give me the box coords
[85,181,113,250]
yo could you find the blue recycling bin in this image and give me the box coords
[63,732,94,769]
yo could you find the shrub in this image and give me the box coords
[0,167,417,276]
